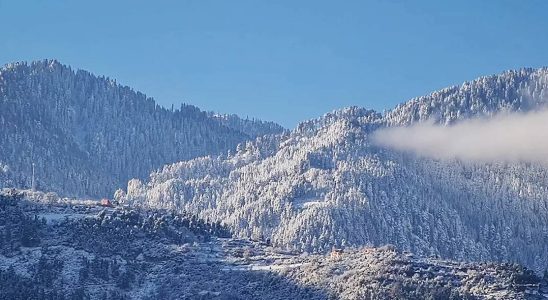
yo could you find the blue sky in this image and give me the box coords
[1,0,547,128]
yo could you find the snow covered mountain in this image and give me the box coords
[121,68,548,275]
[0,60,284,198]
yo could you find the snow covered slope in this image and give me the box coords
[1,191,545,299]
[0,60,284,197]
[122,68,548,274]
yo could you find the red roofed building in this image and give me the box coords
[100,198,113,207]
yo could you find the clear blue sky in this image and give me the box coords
[1,0,547,128]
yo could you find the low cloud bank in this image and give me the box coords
[371,110,548,164]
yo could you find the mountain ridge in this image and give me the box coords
[121,67,548,275]
[0,59,284,198]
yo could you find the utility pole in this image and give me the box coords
[31,162,36,191]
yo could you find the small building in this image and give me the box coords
[330,248,344,260]
[100,198,113,207]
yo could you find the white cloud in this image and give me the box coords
[371,109,548,164]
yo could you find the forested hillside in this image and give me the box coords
[0,60,283,197]
[122,68,548,275]
[1,190,545,299]
[208,112,285,139]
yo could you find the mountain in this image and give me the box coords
[1,190,545,299]
[0,60,284,198]
[208,112,286,139]
[121,68,548,275]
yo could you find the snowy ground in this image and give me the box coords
[292,196,328,209]
[37,212,89,224]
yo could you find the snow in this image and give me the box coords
[293,196,327,209]
[124,70,548,274]
[38,213,88,225]
[221,262,306,271]
[0,60,282,198]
